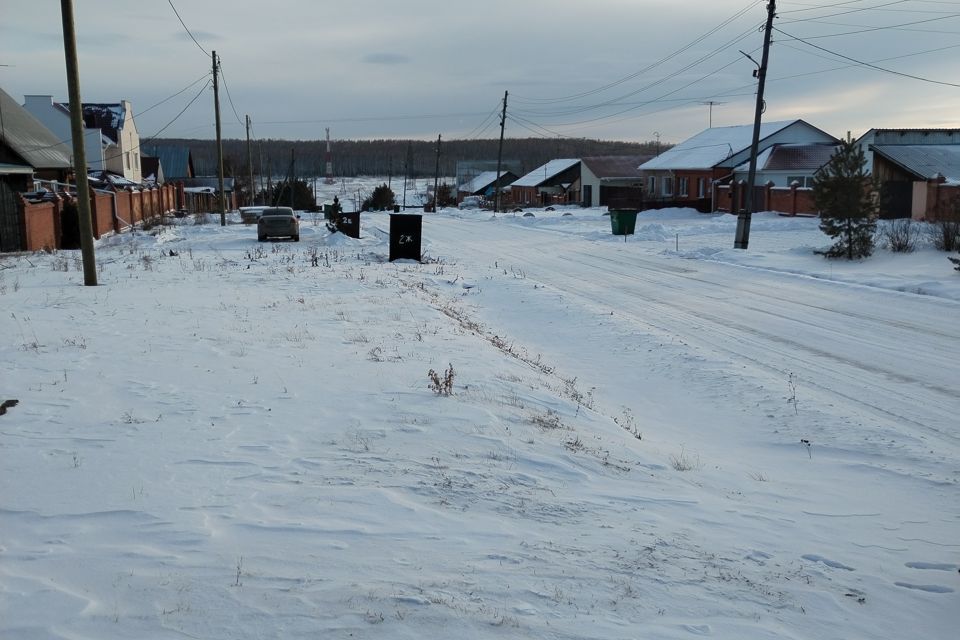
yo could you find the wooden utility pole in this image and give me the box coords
[734,0,776,250]
[60,0,97,285]
[494,90,508,213]
[432,134,441,212]
[213,51,226,226]
[246,115,254,207]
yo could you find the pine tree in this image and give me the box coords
[813,140,876,259]
[361,184,396,211]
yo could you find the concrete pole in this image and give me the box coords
[60,0,97,285]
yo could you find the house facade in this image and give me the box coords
[1,87,74,251]
[855,129,960,218]
[579,156,649,208]
[23,96,142,183]
[511,159,582,207]
[640,120,837,212]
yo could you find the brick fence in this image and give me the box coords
[715,181,817,216]
[16,183,180,251]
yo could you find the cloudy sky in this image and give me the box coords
[2,0,959,146]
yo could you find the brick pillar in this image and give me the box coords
[790,181,798,216]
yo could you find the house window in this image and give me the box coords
[697,178,707,198]
[678,177,689,197]
[647,176,656,195]
[788,176,815,188]
[662,176,674,197]
[125,152,131,169]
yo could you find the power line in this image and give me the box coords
[512,0,763,106]
[167,0,208,57]
[774,25,960,87]
[216,60,245,127]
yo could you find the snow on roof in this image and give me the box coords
[512,158,580,187]
[459,171,500,193]
[640,120,798,171]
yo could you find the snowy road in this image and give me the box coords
[423,214,960,464]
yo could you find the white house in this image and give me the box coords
[22,96,142,183]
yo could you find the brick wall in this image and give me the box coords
[20,198,59,251]
[715,183,818,216]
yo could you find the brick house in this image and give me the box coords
[640,119,837,212]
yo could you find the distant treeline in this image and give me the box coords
[152,137,663,179]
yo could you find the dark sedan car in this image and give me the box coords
[257,207,300,241]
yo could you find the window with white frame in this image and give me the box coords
[788,176,815,188]
[647,176,656,195]
[678,177,689,197]
[697,177,707,198]
[662,176,674,197]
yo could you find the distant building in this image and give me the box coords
[511,159,582,207]
[579,156,650,208]
[457,170,518,203]
[142,145,195,181]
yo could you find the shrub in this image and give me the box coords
[928,219,960,252]
[878,218,921,253]
[427,364,455,396]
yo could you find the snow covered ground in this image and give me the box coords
[1,201,957,639]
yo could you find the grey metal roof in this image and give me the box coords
[581,155,650,179]
[871,144,960,181]
[0,86,73,170]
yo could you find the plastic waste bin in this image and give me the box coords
[609,209,639,235]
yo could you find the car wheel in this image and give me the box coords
[292,234,299,242]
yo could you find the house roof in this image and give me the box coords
[871,144,960,181]
[0,86,73,170]
[459,170,517,194]
[512,158,580,187]
[180,176,235,192]
[860,128,960,146]
[143,145,193,179]
[640,120,803,171]
[581,155,650,179]
[77,103,124,144]
[734,143,838,173]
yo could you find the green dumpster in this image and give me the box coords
[609,209,639,235]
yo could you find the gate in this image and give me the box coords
[0,180,22,252]
[879,182,912,219]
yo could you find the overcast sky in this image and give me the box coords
[2,0,959,146]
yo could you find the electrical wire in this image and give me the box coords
[773,25,960,87]
[511,0,763,105]
[216,59,245,127]
[168,0,209,57]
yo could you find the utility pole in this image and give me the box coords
[653,131,661,157]
[432,134,441,212]
[494,90,508,213]
[245,115,254,207]
[734,0,776,250]
[289,148,295,209]
[257,140,264,205]
[213,51,226,226]
[60,0,96,285]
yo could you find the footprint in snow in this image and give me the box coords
[894,582,954,594]
[801,554,855,571]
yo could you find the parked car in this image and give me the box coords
[239,206,268,224]
[257,207,300,241]
[459,195,483,210]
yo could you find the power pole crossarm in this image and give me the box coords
[734,0,776,250]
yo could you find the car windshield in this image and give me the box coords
[261,208,294,216]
